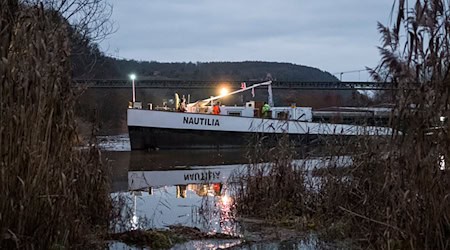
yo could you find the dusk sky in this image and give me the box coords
[100,0,394,81]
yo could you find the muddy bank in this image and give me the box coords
[108,226,241,249]
[107,220,348,249]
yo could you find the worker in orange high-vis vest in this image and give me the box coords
[212,102,221,115]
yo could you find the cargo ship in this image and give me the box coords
[128,81,391,150]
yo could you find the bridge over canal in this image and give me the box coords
[74,79,394,90]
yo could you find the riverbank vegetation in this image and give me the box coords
[2,0,449,249]
[0,1,114,248]
[235,1,450,249]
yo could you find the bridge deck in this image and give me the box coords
[73,80,395,90]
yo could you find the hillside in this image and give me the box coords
[72,48,338,82]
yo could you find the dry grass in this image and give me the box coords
[0,3,111,249]
[233,134,309,220]
[234,2,450,249]
[237,0,450,249]
[235,125,449,249]
[315,138,450,249]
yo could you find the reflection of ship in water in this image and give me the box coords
[128,164,242,196]
[126,149,245,194]
[176,183,222,198]
[109,149,350,235]
[128,149,247,171]
[110,149,351,193]
[117,151,239,234]
[107,149,246,192]
[121,151,239,233]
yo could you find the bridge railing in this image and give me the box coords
[73,79,394,90]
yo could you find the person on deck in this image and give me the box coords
[262,102,271,118]
[212,102,221,115]
[179,98,187,112]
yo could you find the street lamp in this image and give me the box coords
[130,74,136,102]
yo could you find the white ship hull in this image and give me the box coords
[127,109,390,150]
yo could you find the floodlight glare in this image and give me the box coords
[220,87,229,96]
[130,74,136,80]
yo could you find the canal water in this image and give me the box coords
[102,135,351,249]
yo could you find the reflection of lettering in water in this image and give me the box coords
[184,171,221,181]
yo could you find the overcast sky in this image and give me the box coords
[100,0,394,81]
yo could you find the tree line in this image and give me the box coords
[72,43,339,82]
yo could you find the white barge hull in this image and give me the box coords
[127,109,390,150]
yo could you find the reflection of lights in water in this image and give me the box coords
[131,215,138,230]
[177,185,188,198]
[221,195,231,206]
[183,183,222,198]
[123,185,238,236]
[217,189,236,236]
[439,154,445,170]
[131,193,139,230]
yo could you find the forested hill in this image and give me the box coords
[72,48,338,82]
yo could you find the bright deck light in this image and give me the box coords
[220,87,229,96]
[130,74,136,80]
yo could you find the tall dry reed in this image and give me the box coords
[233,134,309,220]
[318,1,450,248]
[1,3,111,249]
[235,2,450,249]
